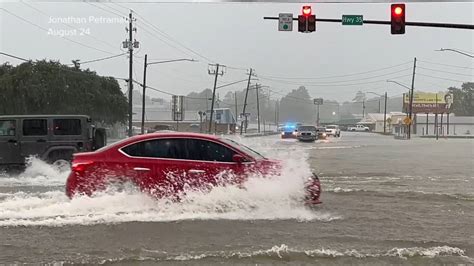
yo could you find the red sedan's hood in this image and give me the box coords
[254,159,282,176]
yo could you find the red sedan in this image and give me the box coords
[65,132,321,204]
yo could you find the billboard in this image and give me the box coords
[403,92,453,113]
[403,92,446,104]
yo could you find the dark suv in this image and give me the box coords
[0,115,106,169]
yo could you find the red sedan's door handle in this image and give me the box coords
[133,167,150,172]
[188,169,205,174]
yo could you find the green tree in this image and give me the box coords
[448,82,474,116]
[0,60,128,125]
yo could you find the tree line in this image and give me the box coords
[0,60,128,125]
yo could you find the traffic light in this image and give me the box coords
[298,5,316,33]
[391,4,406,34]
[308,15,316,32]
[298,15,306,32]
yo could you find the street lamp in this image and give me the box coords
[386,80,410,90]
[365,91,383,113]
[366,91,388,134]
[387,79,413,137]
[141,55,195,134]
[436,48,474,58]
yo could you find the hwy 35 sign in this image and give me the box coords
[279,13,293,31]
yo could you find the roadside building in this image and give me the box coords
[415,114,474,136]
[359,113,387,132]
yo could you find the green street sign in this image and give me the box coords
[342,15,363,25]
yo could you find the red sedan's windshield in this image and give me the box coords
[220,138,266,160]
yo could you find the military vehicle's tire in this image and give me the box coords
[48,150,73,171]
[52,159,71,172]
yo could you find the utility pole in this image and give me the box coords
[208,64,225,133]
[124,11,138,137]
[241,68,254,135]
[141,54,147,134]
[362,99,366,118]
[256,84,261,133]
[408,57,417,139]
[435,93,439,140]
[383,92,388,134]
[316,104,320,126]
[275,99,279,130]
[234,92,238,128]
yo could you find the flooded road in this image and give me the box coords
[1,132,473,265]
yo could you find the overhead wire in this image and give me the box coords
[67,53,127,66]
[259,61,413,80]
[85,1,127,19]
[0,52,29,62]
[260,68,412,85]
[417,66,473,77]
[262,73,414,87]
[416,73,469,83]
[418,59,474,70]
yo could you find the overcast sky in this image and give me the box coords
[1,1,473,102]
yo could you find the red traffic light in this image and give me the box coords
[391,4,406,34]
[302,6,312,16]
[394,6,403,16]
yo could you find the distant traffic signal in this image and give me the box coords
[391,4,406,34]
[298,5,316,33]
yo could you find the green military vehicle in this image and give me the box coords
[0,115,106,170]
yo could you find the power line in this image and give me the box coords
[100,2,215,64]
[259,61,413,80]
[85,2,127,19]
[0,8,115,55]
[135,21,197,60]
[262,73,413,87]
[130,9,215,63]
[416,73,469,83]
[417,66,474,77]
[0,52,29,62]
[260,68,412,85]
[418,59,474,70]
[69,53,127,66]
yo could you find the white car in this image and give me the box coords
[348,125,370,132]
[325,125,341,137]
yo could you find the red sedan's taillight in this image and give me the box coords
[71,161,95,173]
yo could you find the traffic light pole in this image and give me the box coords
[263,17,474,30]
[384,92,387,134]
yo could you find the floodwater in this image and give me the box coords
[0,132,473,265]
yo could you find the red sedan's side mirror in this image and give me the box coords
[232,154,245,163]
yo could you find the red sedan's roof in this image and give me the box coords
[136,132,221,141]
[104,132,223,150]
